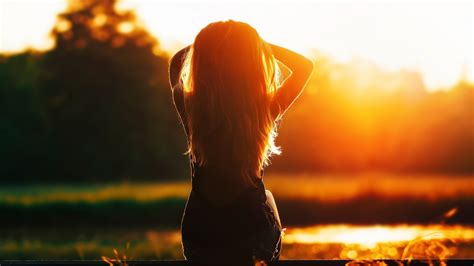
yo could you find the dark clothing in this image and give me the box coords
[171,84,282,264]
[181,165,282,264]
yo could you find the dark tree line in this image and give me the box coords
[1,0,188,182]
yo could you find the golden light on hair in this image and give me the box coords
[180,20,282,186]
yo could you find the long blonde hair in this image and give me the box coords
[180,20,281,186]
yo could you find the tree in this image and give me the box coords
[0,52,55,181]
[39,0,187,181]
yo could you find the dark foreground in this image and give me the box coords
[0,259,473,266]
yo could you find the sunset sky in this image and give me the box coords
[0,0,472,90]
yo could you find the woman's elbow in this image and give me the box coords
[168,60,181,87]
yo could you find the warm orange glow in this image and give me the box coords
[443,208,458,220]
[1,175,471,204]
[93,14,108,27]
[55,18,71,32]
[283,224,474,247]
[265,175,474,201]
[102,245,130,266]
[110,224,474,260]
[117,22,134,34]
[118,0,473,90]
[284,224,471,260]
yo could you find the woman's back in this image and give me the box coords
[168,20,313,264]
[173,83,261,205]
[174,84,282,263]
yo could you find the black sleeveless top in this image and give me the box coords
[181,160,277,263]
[171,82,265,192]
[172,81,268,208]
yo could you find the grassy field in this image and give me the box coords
[2,225,474,260]
[2,174,473,203]
[1,174,473,259]
[1,174,473,226]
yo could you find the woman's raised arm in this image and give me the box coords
[168,45,191,88]
[268,43,314,118]
[168,45,192,137]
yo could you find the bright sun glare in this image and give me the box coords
[0,0,472,90]
[284,224,474,248]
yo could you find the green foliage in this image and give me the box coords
[0,52,54,180]
[0,0,188,182]
[0,0,471,182]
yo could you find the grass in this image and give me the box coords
[2,227,474,260]
[1,174,473,204]
[0,175,473,227]
[1,174,473,226]
[0,182,190,204]
[0,174,473,260]
[0,228,183,260]
[265,174,474,201]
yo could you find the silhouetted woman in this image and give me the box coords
[169,20,313,265]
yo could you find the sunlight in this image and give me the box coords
[284,224,474,247]
[0,0,472,89]
[117,22,135,34]
[283,224,470,260]
[0,0,66,53]
[118,0,473,90]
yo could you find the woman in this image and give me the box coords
[168,20,313,264]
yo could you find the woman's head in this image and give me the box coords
[180,20,281,186]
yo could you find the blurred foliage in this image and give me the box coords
[0,0,472,182]
[1,0,187,182]
[0,187,472,226]
[0,53,53,179]
[271,54,473,175]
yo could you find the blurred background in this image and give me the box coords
[0,0,473,261]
